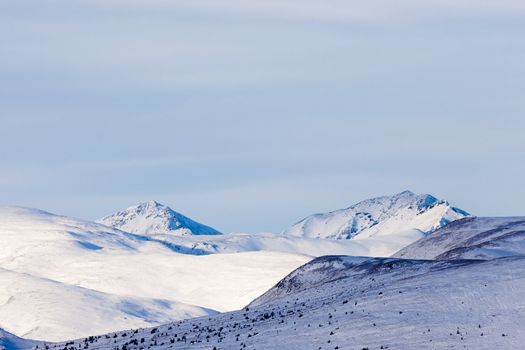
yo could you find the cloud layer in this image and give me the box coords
[1,1,524,231]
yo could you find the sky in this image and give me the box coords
[1,1,524,233]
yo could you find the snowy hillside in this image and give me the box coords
[0,207,309,341]
[393,216,525,260]
[0,328,39,350]
[97,201,221,236]
[283,190,469,240]
[40,255,525,350]
[138,230,423,258]
[0,267,214,342]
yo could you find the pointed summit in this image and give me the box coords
[144,200,162,207]
[396,190,415,196]
[97,201,221,236]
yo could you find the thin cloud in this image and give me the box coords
[69,0,525,23]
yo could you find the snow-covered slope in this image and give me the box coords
[0,267,214,342]
[0,328,40,350]
[42,255,525,350]
[393,216,525,260]
[283,190,469,240]
[138,230,421,258]
[97,201,221,236]
[0,207,309,341]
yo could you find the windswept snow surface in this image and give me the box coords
[393,216,525,260]
[43,256,525,350]
[283,190,469,240]
[0,207,309,341]
[97,201,221,236]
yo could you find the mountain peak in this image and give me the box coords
[143,199,162,207]
[283,191,470,240]
[395,189,415,196]
[132,200,169,212]
[97,201,221,236]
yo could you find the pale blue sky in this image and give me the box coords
[1,1,524,232]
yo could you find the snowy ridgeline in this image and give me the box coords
[39,256,525,350]
[394,216,525,260]
[282,190,469,240]
[92,191,473,258]
[98,191,470,245]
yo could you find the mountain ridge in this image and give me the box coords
[283,190,470,240]
[393,216,525,260]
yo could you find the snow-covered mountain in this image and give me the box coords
[3,196,455,342]
[393,216,525,260]
[10,191,525,349]
[97,201,221,236]
[41,255,525,350]
[0,206,308,341]
[4,194,525,349]
[283,190,470,240]
[3,193,473,343]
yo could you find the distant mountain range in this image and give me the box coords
[92,192,470,258]
[98,191,469,243]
